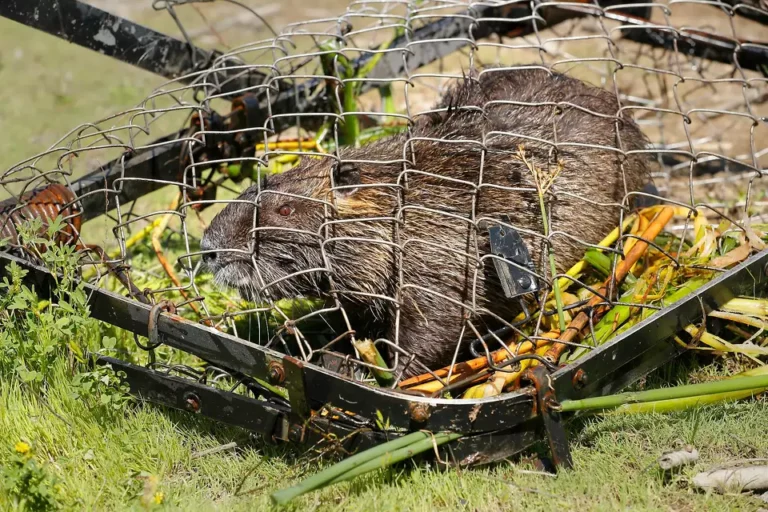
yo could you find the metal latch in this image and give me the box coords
[488,216,538,298]
[527,365,573,471]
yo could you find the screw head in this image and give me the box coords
[409,402,431,423]
[184,392,201,413]
[267,362,285,385]
[572,369,588,390]
[288,425,304,443]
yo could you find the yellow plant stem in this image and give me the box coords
[118,218,166,257]
[495,343,551,395]
[556,214,637,293]
[708,310,768,331]
[722,297,768,317]
[463,338,554,398]
[684,324,768,362]
[544,206,675,365]
[405,338,550,395]
[255,139,319,152]
[82,217,167,282]
[623,213,647,257]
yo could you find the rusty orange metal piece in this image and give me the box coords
[0,183,150,305]
[0,183,82,249]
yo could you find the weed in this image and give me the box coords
[0,217,129,413]
[0,441,62,512]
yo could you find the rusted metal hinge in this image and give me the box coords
[527,364,573,471]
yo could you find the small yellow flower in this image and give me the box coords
[153,491,164,505]
[14,441,30,455]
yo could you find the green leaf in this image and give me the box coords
[102,336,117,349]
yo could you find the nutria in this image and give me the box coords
[201,67,652,377]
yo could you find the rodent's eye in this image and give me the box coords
[278,204,294,217]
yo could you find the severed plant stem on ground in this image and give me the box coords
[270,431,462,505]
[560,374,768,412]
[608,388,768,414]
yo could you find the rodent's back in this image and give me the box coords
[327,67,652,372]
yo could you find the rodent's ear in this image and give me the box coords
[332,161,360,197]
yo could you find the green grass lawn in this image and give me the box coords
[3,358,768,511]
[2,5,768,512]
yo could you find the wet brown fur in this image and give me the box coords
[202,67,652,376]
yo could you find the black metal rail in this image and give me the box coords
[0,0,277,98]
[95,355,393,453]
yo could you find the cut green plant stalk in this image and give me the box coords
[318,35,394,148]
[545,216,566,332]
[325,431,462,485]
[341,73,360,147]
[556,214,636,293]
[317,49,358,147]
[560,374,768,412]
[607,387,768,414]
[658,277,710,308]
[379,84,396,123]
[584,249,637,287]
[583,248,612,278]
[270,431,426,503]
[609,365,768,413]
[352,339,395,387]
[270,431,459,505]
[568,277,711,362]
[523,147,566,332]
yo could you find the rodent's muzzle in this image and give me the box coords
[199,232,221,271]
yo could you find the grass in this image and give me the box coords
[0,18,163,173]
[2,358,768,510]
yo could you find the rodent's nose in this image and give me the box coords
[202,251,217,266]
[200,232,217,268]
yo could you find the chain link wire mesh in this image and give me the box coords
[1,0,766,391]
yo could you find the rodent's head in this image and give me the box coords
[200,156,375,301]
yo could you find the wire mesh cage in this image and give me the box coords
[1,0,767,465]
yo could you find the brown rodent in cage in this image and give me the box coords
[200,66,657,377]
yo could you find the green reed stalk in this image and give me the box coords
[270,431,430,505]
[560,374,768,412]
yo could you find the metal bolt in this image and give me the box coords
[288,424,304,444]
[267,361,285,385]
[409,402,431,423]
[517,274,532,289]
[572,369,588,390]
[184,392,201,413]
